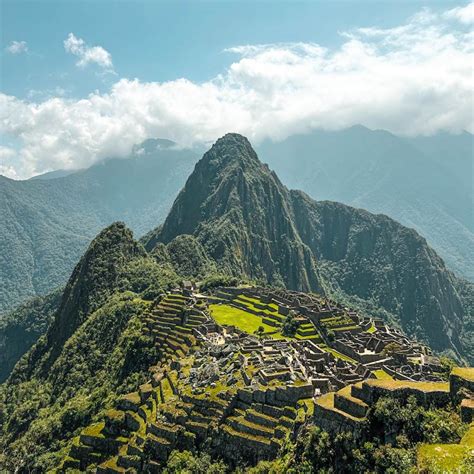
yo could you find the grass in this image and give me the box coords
[298,398,315,417]
[366,324,377,334]
[222,425,272,445]
[315,392,365,422]
[209,304,285,338]
[82,422,105,438]
[161,377,175,401]
[333,325,359,332]
[417,443,471,472]
[234,297,282,318]
[320,315,354,328]
[461,423,474,445]
[237,294,279,311]
[210,303,322,342]
[372,369,393,380]
[366,379,449,392]
[452,367,474,382]
[338,386,368,407]
[315,392,335,409]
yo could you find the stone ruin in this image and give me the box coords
[57,286,469,473]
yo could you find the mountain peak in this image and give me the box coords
[132,137,177,155]
[144,134,321,292]
[202,132,260,169]
[18,222,145,378]
[213,132,254,149]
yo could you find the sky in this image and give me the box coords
[1,0,473,179]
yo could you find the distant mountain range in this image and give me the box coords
[0,127,471,316]
[257,126,473,281]
[0,139,197,313]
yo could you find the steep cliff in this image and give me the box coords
[145,133,321,292]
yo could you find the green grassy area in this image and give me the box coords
[366,324,377,334]
[417,443,471,473]
[461,423,474,445]
[209,304,286,339]
[82,422,105,438]
[320,315,354,328]
[210,303,322,342]
[295,333,321,341]
[452,367,474,382]
[234,296,282,318]
[366,379,449,392]
[237,294,279,311]
[372,369,393,380]
[338,386,368,407]
[333,325,359,332]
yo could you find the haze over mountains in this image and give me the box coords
[0,140,197,313]
[0,127,472,316]
[258,126,474,281]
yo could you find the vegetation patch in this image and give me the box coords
[209,304,284,338]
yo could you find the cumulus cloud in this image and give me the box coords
[1,3,473,178]
[64,33,113,70]
[444,2,474,24]
[5,40,28,54]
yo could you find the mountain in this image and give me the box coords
[1,135,473,472]
[0,223,184,469]
[144,133,321,292]
[256,126,474,281]
[2,127,471,316]
[145,133,471,360]
[15,222,145,379]
[0,141,197,314]
[29,169,77,180]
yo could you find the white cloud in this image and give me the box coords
[6,40,28,55]
[0,146,20,179]
[444,2,474,24]
[1,3,473,179]
[64,33,113,70]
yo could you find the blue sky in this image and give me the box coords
[1,0,473,178]
[2,0,466,99]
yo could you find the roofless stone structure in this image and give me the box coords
[58,286,473,472]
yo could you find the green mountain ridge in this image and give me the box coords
[257,126,473,281]
[1,127,471,317]
[144,133,321,292]
[145,133,471,361]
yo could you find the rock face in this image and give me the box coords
[145,133,321,292]
[144,133,471,361]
